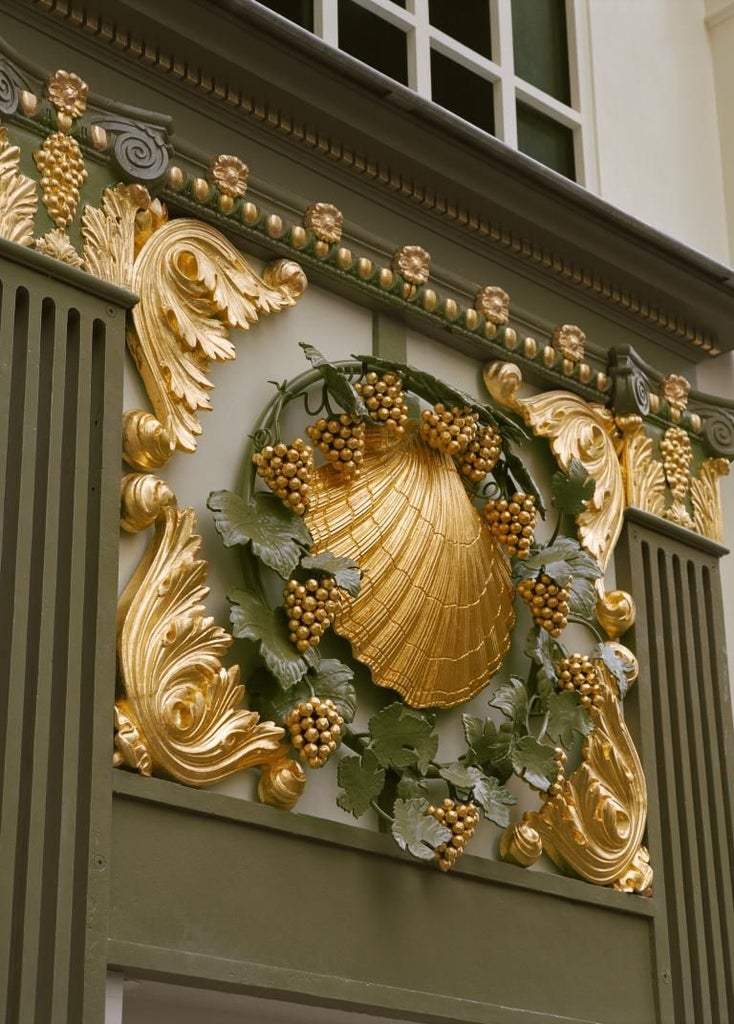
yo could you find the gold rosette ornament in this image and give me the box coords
[208,153,249,197]
[304,202,343,243]
[475,285,510,325]
[47,69,88,119]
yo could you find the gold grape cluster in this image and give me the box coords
[557,653,602,709]
[482,492,536,558]
[34,132,88,228]
[420,403,478,457]
[544,747,567,801]
[459,424,502,483]
[285,697,344,768]
[355,372,409,436]
[284,577,341,651]
[517,572,570,637]
[660,426,693,502]
[253,439,312,515]
[307,414,365,476]
[426,799,480,872]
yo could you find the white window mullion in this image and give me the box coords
[314,0,339,47]
[565,0,598,190]
[407,0,432,96]
[491,0,517,147]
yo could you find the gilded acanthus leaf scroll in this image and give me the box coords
[0,125,37,246]
[691,457,730,543]
[128,218,307,455]
[484,361,624,571]
[81,182,156,288]
[500,646,651,894]
[116,502,285,785]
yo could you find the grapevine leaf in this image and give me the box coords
[439,762,483,791]
[514,537,602,586]
[336,749,385,818]
[306,659,357,722]
[392,798,451,860]
[369,703,439,775]
[300,342,369,418]
[472,776,517,827]
[458,712,509,774]
[511,735,558,791]
[569,575,598,620]
[208,490,311,578]
[352,353,528,442]
[300,551,361,597]
[593,643,633,699]
[462,715,515,780]
[489,677,529,727]
[502,447,545,514]
[245,667,285,723]
[546,690,594,746]
[462,714,499,764]
[229,588,318,688]
[524,627,565,688]
[551,457,596,515]
[397,773,429,799]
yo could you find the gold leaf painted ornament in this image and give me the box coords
[305,424,515,708]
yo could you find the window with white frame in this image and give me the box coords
[255,0,597,187]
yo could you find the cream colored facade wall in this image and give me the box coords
[707,0,734,261]
[588,0,730,263]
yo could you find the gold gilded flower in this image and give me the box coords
[208,154,249,198]
[392,244,431,285]
[660,373,690,413]
[47,70,88,119]
[552,324,586,363]
[304,202,343,243]
[475,285,510,325]
[257,755,306,811]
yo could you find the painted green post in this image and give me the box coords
[0,242,134,1024]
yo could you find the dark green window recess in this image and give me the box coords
[430,50,495,136]
[511,0,571,105]
[517,101,575,179]
[428,0,492,60]
[255,0,314,32]
[339,1,409,85]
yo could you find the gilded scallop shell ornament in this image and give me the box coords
[305,426,515,707]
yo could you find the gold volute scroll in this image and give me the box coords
[484,362,624,571]
[501,647,651,894]
[116,503,285,785]
[305,426,515,707]
[128,218,308,455]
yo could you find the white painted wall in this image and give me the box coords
[707,0,734,261]
[587,0,730,263]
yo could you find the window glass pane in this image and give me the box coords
[256,0,314,31]
[431,51,494,135]
[428,1,491,60]
[339,2,408,85]
[517,102,574,178]
[511,0,570,105]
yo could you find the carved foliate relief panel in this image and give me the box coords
[1,57,731,891]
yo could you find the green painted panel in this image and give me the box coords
[110,782,657,1024]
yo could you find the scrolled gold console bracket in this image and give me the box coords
[485,361,650,893]
[86,178,308,788]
